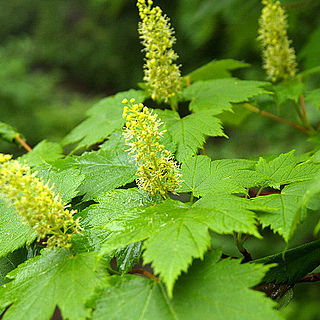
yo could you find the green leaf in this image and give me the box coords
[255,151,320,189]
[255,239,320,284]
[0,122,21,143]
[217,103,252,126]
[98,197,260,295]
[193,193,261,237]
[0,247,30,286]
[300,25,320,69]
[35,166,85,203]
[158,110,226,161]
[252,181,312,242]
[79,188,160,229]
[19,140,63,167]
[53,148,136,200]
[179,155,262,197]
[273,79,304,105]
[62,90,145,150]
[186,59,250,82]
[293,172,320,235]
[182,78,269,114]
[0,201,34,258]
[99,199,212,296]
[92,251,282,320]
[252,152,320,241]
[115,242,142,273]
[305,88,320,108]
[74,188,160,252]
[0,250,107,320]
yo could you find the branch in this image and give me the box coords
[239,247,252,263]
[129,268,159,281]
[15,135,32,152]
[184,76,191,87]
[300,95,307,118]
[249,188,281,197]
[298,273,320,283]
[243,103,310,134]
[255,273,320,299]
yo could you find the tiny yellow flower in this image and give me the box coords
[0,153,81,249]
[137,0,181,102]
[258,0,297,82]
[122,99,181,198]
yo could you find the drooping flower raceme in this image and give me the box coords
[122,98,181,198]
[0,154,81,249]
[137,0,181,103]
[258,0,297,82]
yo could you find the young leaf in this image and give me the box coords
[182,78,269,114]
[255,151,320,189]
[179,155,262,197]
[158,110,226,161]
[0,122,21,143]
[252,181,312,242]
[0,201,34,258]
[186,59,250,82]
[0,249,108,320]
[62,90,145,150]
[53,148,136,200]
[92,251,282,320]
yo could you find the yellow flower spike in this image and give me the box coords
[122,100,181,198]
[0,155,81,249]
[0,153,12,163]
[258,0,297,82]
[137,0,181,103]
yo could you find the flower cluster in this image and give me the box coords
[137,0,181,103]
[258,0,297,82]
[0,154,81,249]
[122,98,181,198]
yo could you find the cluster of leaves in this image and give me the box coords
[1,2,320,320]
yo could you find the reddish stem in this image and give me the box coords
[298,273,320,283]
[243,103,310,134]
[15,135,32,152]
[129,269,159,281]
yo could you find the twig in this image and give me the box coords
[254,283,293,300]
[243,103,310,134]
[249,188,281,197]
[240,247,252,263]
[284,0,316,10]
[15,135,32,152]
[200,146,206,155]
[300,95,307,118]
[129,268,159,281]
[298,273,320,283]
[255,273,320,299]
[234,233,252,263]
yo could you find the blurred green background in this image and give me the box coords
[1,0,320,318]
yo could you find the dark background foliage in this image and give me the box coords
[1,0,320,317]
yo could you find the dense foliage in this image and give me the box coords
[1,0,320,319]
